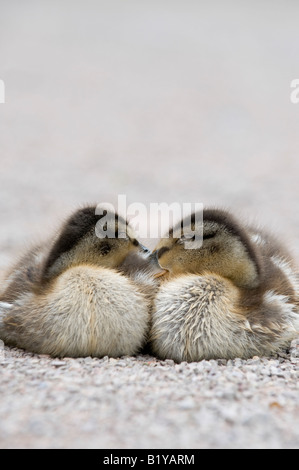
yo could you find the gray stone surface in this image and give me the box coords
[0,0,298,449]
[0,348,299,449]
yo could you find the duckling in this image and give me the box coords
[150,208,299,362]
[0,206,157,358]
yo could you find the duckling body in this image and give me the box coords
[0,206,156,357]
[150,209,299,362]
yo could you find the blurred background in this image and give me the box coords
[0,0,299,269]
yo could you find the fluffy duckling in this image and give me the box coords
[150,209,299,362]
[0,206,157,358]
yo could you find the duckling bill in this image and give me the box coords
[150,208,299,362]
[0,206,157,358]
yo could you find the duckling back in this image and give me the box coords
[1,265,150,357]
[0,206,155,358]
[150,209,299,362]
[150,272,299,362]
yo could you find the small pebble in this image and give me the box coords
[50,360,67,367]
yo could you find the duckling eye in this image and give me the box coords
[203,233,216,240]
[99,243,111,255]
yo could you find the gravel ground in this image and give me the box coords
[0,347,299,449]
[1,1,299,449]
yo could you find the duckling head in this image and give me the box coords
[154,209,262,289]
[41,206,147,282]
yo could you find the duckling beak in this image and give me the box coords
[154,269,169,279]
[150,250,169,279]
